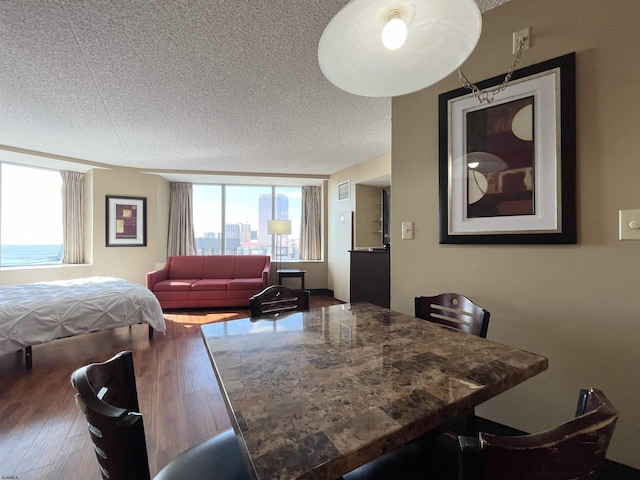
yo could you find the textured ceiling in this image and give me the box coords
[0,0,510,178]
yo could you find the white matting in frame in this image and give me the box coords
[449,69,559,234]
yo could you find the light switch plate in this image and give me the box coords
[401,221,414,240]
[619,209,640,240]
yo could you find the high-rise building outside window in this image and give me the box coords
[192,184,301,261]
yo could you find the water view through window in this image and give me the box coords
[1,163,63,267]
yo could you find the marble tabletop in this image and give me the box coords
[201,302,548,480]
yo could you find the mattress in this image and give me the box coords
[0,276,166,356]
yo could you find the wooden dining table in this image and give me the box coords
[201,302,548,480]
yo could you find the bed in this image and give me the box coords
[0,276,166,369]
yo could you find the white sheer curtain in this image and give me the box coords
[300,186,321,260]
[61,171,84,264]
[168,182,196,256]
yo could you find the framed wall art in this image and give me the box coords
[105,195,147,247]
[438,52,576,244]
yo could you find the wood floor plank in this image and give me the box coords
[0,296,343,479]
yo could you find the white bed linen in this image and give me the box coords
[0,276,166,356]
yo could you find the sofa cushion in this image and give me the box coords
[191,279,231,291]
[227,278,265,290]
[234,256,268,278]
[202,256,236,279]
[153,279,198,291]
[168,256,204,279]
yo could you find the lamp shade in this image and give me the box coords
[267,220,292,235]
[318,0,482,97]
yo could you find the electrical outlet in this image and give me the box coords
[513,27,531,54]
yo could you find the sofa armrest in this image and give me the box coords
[262,258,271,287]
[146,267,169,289]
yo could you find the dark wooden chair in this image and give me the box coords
[415,293,490,435]
[249,284,310,318]
[414,293,490,338]
[71,351,250,480]
[459,388,618,480]
[342,388,617,480]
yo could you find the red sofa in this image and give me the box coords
[146,255,270,309]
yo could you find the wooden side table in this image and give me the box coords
[277,269,306,289]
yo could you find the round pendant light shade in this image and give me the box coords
[318,0,482,97]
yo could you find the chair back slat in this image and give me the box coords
[415,293,490,337]
[250,285,310,318]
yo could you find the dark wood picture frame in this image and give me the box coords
[105,195,147,247]
[438,52,576,244]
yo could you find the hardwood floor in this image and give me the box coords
[0,296,343,480]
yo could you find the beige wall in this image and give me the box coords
[89,168,166,283]
[390,0,639,467]
[327,153,391,301]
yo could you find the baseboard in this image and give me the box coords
[309,288,334,297]
[600,460,640,480]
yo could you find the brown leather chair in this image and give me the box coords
[249,284,310,318]
[414,293,490,338]
[71,351,250,480]
[342,388,617,480]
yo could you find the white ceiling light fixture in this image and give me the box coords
[318,0,482,98]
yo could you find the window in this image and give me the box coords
[1,163,63,267]
[192,185,302,261]
[226,185,271,255]
[193,184,222,254]
[274,186,301,261]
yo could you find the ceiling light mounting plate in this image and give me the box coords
[513,27,531,54]
[458,32,528,104]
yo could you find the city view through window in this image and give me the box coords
[193,185,301,260]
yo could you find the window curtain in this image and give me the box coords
[61,171,84,264]
[300,186,321,260]
[168,182,196,256]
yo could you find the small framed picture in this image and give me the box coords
[106,195,147,247]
